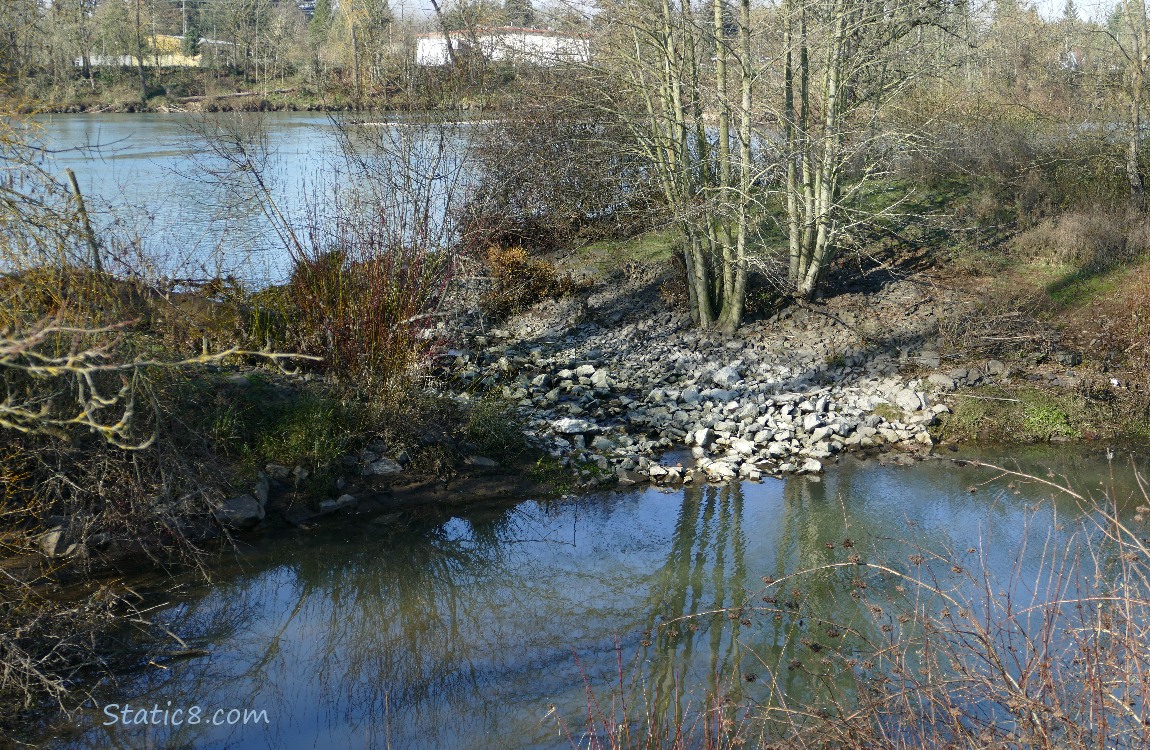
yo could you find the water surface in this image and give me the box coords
[39,447,1147,749]
[29,113,471,284]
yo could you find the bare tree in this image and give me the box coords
[595,0,756,331]
[1107,0,1150,211]
[779,0,957,300]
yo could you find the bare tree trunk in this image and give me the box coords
[1124,0,1148,212]
[798,0,846,299]
[784,0,802,283]
[352,24,362,106]
[1129,83,1145,212]
[717,0,752,332]
[134,0,148,105]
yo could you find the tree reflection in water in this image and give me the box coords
[46,452,1143,750]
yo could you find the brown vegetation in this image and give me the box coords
[480,245,586,319]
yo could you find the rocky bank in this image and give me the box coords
[429,267,1015,490]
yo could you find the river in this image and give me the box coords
[28,112,472,285]
[32,446,1148,750]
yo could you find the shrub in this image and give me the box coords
[480,245,583,319]
[279,243,445,392]
[464,395,527,460]
[1012,210,1136,269]
[463,77,662,253]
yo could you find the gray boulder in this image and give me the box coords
[894,389,923,412]
[319,494,359,513]
[363,458,404,476]
[927,373,956,391]
[39,527,78,558]
[712,366,742,389]
[799,458,824,475]
[214,494,265,529]
[553,417,600,434]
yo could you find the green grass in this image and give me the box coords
[937,386,1089,443]
[464,395,528,460]
[574,228,678,276]
[528,455,572,493]
[873,403,903,423]
[189,374,368,489]
[1044,263,1132,309]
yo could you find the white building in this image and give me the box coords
[415,27,590,67]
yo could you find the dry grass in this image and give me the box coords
[1011,210,1150,270]
[744,462,1150,750]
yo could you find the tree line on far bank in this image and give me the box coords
[0,0,579,105]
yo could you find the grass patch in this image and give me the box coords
[576,228,677,274]
[464,395,528,460]
[1044,262,1132,309]
[186,374,368,489]
[872,403,903,423]
[528,455,572,493]
[937,386,1089,443]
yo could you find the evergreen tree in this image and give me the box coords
[182,13,201,56]
[503,0,534,27]
[310,0,334,46]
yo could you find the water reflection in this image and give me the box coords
[43,449,1146,750]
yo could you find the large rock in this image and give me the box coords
[254,472,270,505]
[798,458,824,475]
[704,460,738,481]
[730,438,756,456]
[801,413,823,432]
[615,467,644,485]
[590,435,617,451]
[214,494,265,529]
[927,373,955,391]
[363,458,404,476]
[264,463,291,480]
[894,389,924,412]
[712,366,742,389]
[39,527,78,558]
[319,494,358,513]
[553,417,601,434]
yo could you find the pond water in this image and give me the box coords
[28,113,472,284]
[36,446,1149,750]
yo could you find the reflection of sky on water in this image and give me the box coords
[33,113,341,284]
[31,113,470,286]
[40,447,1146,750]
